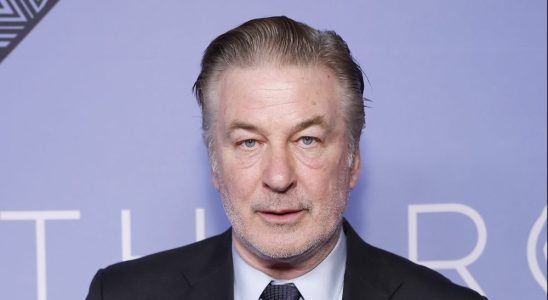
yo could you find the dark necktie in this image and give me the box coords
[260,282,302,300]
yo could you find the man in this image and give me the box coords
[86,16,486,299]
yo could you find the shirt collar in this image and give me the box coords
[233,229,347,300]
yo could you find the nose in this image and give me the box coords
[262,144,296,193]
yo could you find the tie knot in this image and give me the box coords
[260,282,301,300]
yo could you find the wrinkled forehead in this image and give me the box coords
[210,64,347,137]
[210,63,345,112]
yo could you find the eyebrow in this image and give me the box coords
[291,115,327,132]
[226,115,328,137]
[227,121,259,133]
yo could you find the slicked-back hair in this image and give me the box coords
[193,16,365,169]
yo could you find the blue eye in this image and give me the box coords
[300,136,315,146]
[243,139,256,148]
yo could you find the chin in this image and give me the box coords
[249,228,333,261]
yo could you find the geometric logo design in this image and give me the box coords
[0,0,59,63]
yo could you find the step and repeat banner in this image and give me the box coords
[0,1,546,299]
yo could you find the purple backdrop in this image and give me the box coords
[0,1,546,299]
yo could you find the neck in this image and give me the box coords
[233,225,342,280]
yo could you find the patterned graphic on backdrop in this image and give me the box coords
[0,0,59,63]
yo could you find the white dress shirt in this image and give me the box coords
[233,230,347,300]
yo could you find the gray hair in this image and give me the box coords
[193,16,366,169]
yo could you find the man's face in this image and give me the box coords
[211,64,360,262]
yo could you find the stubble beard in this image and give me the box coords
[218,175,350,263]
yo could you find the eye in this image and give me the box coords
[299,136,316,146]
[242,139,257,148]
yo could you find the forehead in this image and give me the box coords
[214,64,344,122]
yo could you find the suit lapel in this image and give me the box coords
[342,220,403,300]
[179,229,234,300]
[177,221,403,300]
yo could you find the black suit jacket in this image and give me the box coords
[86,220,486,299]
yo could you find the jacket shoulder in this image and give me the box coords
[343,220,486,300]
[368,244,485,299]
[108,229,229,273]
[86,230,232,300]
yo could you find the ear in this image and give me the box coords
[348,148,361,189]
[212,169,221,191]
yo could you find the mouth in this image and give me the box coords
[257,209,305,224]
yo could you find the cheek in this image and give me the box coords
[298,167,337,200]
[297,148,349,186]
[232,148,263,169]
[218,162,260,202]
[299,158,350,206]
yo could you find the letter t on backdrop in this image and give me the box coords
[0,210,80,300]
